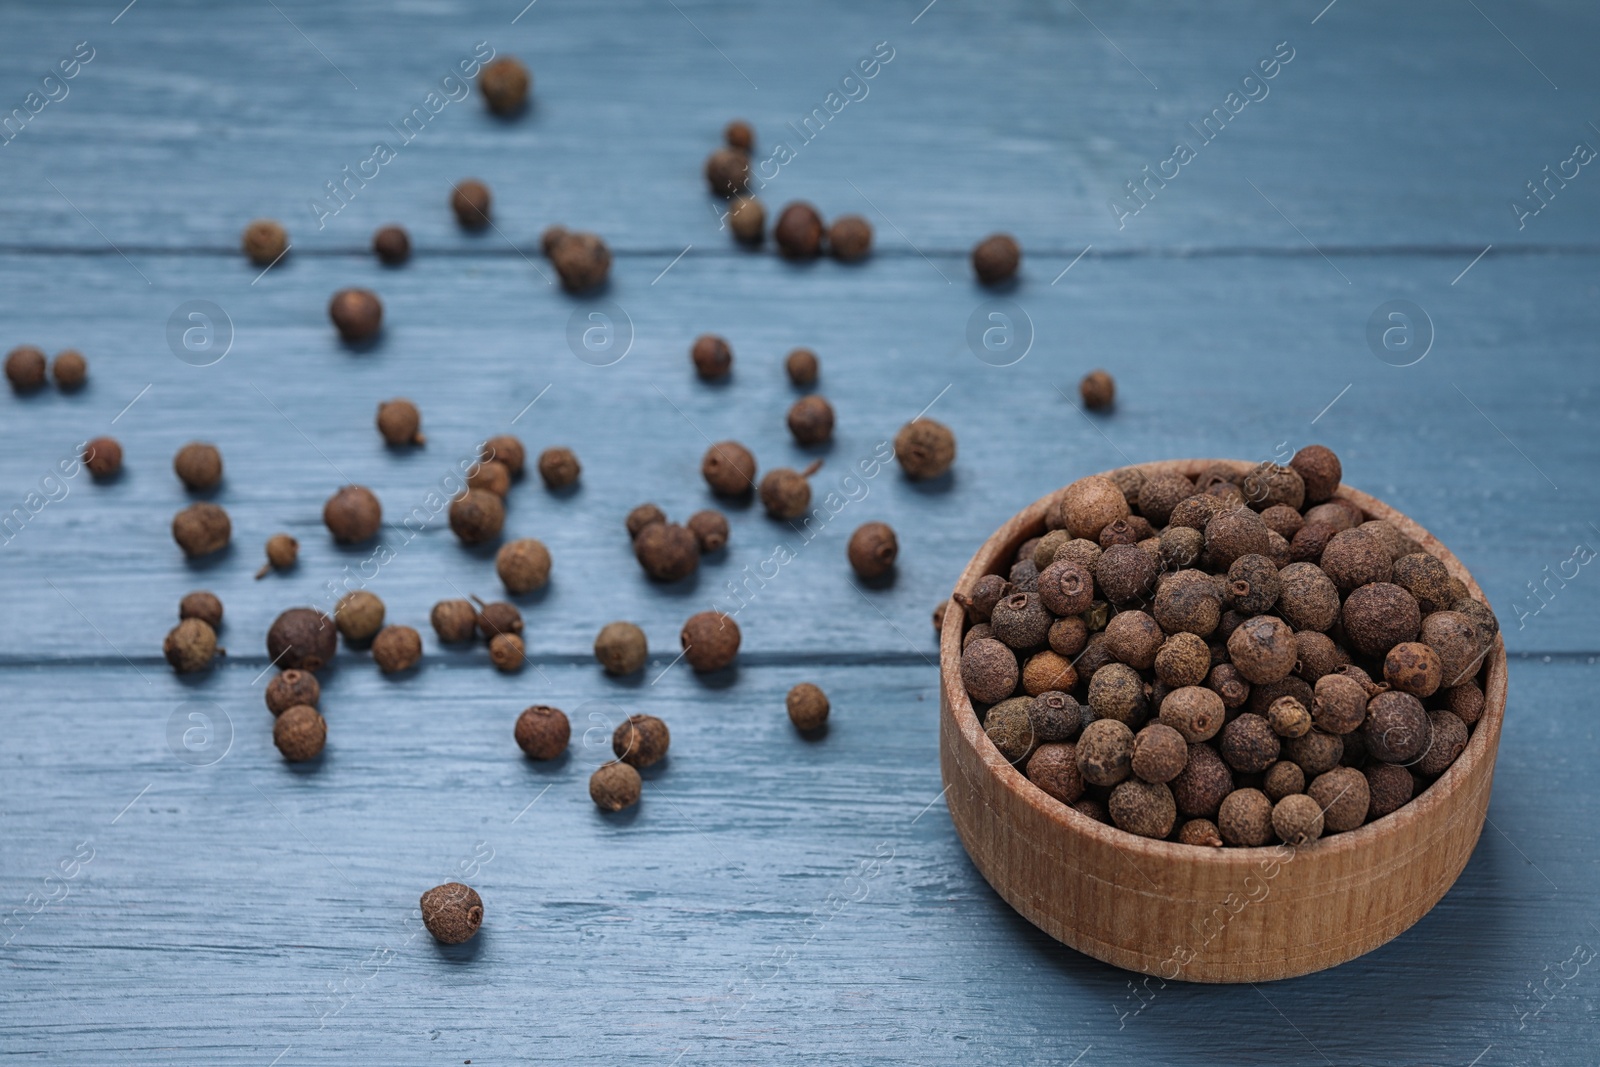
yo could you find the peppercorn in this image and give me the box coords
[1303,766,1367,833]
[787,395,835,446]
[1021,651,1077,696]
[1205,663,1250,711]
[245,533,297,580]
[1074,799,1112,824]
[1201,507,1269,572]
[82,437,123,479]
[1031,560,1088,618]
[696,442,756,499]
[704,147,749,197]
[473,597,524,640]
[265,669,320,717]
[934,602,948,633]
[489,632,524,672]
[1089,545,1154,608]
[1360,690,1429,765]
[1098,517,1141,548]
[1129,723,1188,784]
[1360,520,1420,563]
[268,608,337,671]
[954,573,1009,624]
[328,288,382,344]
[172,502,230,557]
[590,760,643,812]
[582,622,646,678]
[1150,527,1197,571]
[1077,718,1134,787]
[50,349,86,390]
[1443,682,1486,727]
[613,713,671,768]
[1267,695,1313,739]
[376,399,424,447]
[1412,709,1467,777]
[1129,472,1187,525]
[1282,728,1344,777]
[1076,633,1117,678]
[1286,444,1341,503]
[1219,713,1281,774]
[329,590,382,642]
[719,118,754,151]
[1155,687,1224,746]
[962,638,1019,704]
[1217,609,1246,644]
[179,591,223,629]
[420,883,483,944]
[774,201,824,258]
[779,348,819,389]
[681,611,740,672]
[1251,505,1299,542]
[323,485,382,544]
[1380,554,1448,616]
[990,592,1052,652]
[1108,779,1176,838]
[481,435,525,478]
[1365,762,1414,819]
[1247,677,1315,724]
[428,599,475,644]
[1177,819,1224,847]
[1087,662,1148,726]
[1305,500,1362,531]
[450,179,491,229]
[1284,522,1333,565]
[1383,641,1442,698]
[1079,370,1115,411]
[1316,530,1390,595]
[1217,788,1273,846]
[163,618,218,673]
[527,449,579,494]
[1167,742,1229,817]
[274,704,327,762]
[448,488,505,545]
[1223,615,1295,685]
[515,705,570,760]
[1239,463,1305,513]
[1026,743,1084,805]
[546,230,612,292]
[1023,531,1064,570]
[985,697,1037,763]
[1221,554,1278,617]
[635,522,699,582]
[371,625,422,673]
[625,504,668,543]
[1262,759,1306,802]
[1451,597,1499,641]
[773,681,830,734]
[961,624,993,650]
[727,196,765,243]
[685,510,729,554]
[1420,610,1490,687]
[1054,476,1128,541]
[495,538,551,596]
[373,224,410,265]
[828,215,872,261]
[168,441,222,492]
[1340,582,1421,660]
[1149,632,1207,690]
[1268,793,1322,846]
[839,521,897,581]
[1167,494,1228,532]
[4,345,46,392]
[971,233,1021,285]
[688,333,734,380]
[1103,610,1162,670]
[759,460,821,520]
[460,462,507,500]
[241,219,288,266]
[894,419,956,480]
[479,54,530,114]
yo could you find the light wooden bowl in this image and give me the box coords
[938,460,1507,983]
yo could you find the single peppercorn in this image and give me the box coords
[1178,819,1224,847]
[590,761,643,812]
[847,522,898,580]
[1361,520,1420,562]
[1026,743,1085,805]
[274,704,326,763]
[724,118,754,150]
[1420,610,1490,687]
[497,538,552,595]
[473,597,524,640]
[727,196,765,243]
[463,460,508,498]
[1077,718,1134,787]
[991,592,1052,652]
[1056,476,1129,541]
[1289,445,1342,503]
[179,591,223,629]
[431,599,477,644]
[530,447,580,492]
[334,590,385,642]
[701,440,757,496]
[50,349,86,390]
[1029,691,1081,742]
[781,682,829,733]
[635,522,700,582]
[1098,517,1142,548]
[1275,562,1339,634]
[892,418,957,481]
[172,442,223,491]
[545,230,612,292]
[449,488,505,545]
[1204,507,1272,573]
[163,618,218,673]
[684,510,728,554]
[1225,615,1296,686]
[1158,685,1225,743]
[1320,529,1393,594]
[266,669,320,716]
[690,333,733,380]
[681,611,740,672]
[1240,463,1306,513]
[372,224,410,265]
[1451,598,1499,643]
[1262,760,1306,802]
[1130,723,1188,784]
[1226,554,1281,616]
[1153,632,1211,689]
[1267,695,1313,739]
[1307,767,1369,833]
[1414,709,1468,777]
[1306,500,1363,531]
[489,632,525,672]
[1219,713,1281,774]
[625,503,667,541]
[1363,691,1430,764]
[481,435,525,479]
[324,485,382,544]
[1079,369,1115,411]
[704,147,749,197]
[1095,544,1159,607]
[1283,729,1344,777]
[1342,582,1421,659]
[83,437,123,479]
[1365,762,1415,820]
[1217,787,1274,846]
[759,460,822,520]
[955,573,1010,624]
[1133,472,1191,526]
[784,347,818,386]
[450,178,492,230]
[787,395,835,446]
[420,883,483,944]
[593,621,649,676]
[479,54,530,114]
[1271,793,1324,846]
[268,608,337,671]
[1109,778,1177,838]
[1021,651,1077,696]
[1074,798,1112,824]
[774,201,824,258]
[172,502,231,557]
[1206,662,1251,710]
[515,705,570,760]
[828,214,872,261]
[256,533,299,579]
[4,345,46,392]
[241,219,288,266]
[1390,552,1454,614]
[1168,493,1229,532]
[613,714,671,768]
[1103,610,1162,670]
[1444,682,1486,727]
[1077,634,1118,678]
[371,625,422,673]
[376,399,425,447]
[961,638,1019,704]
[1288,522,1337,564]
[1031,530,1071,570]
[1033,560,1090,618]
[1247,676,1315,721]
[971,233,1021,285]
[1088,662,1148,726]
[1171,742,1232,817]
[1384,641,1442,697]
[328,288,382,344]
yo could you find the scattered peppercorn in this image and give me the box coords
[449,488,505,545]
[256,533,299,579]
[724,119,754,150]
[268,608,337,671]
[420,883,483,944]
[727,196,765,243]
[482,435,525,478]
[705,147,749,197]
[1079,369,1115,411]
[701,441,757,496]
[613,714,671,767]
[785,347,819,387]
[774,202,824,258]
[83,437,123,479]
[468,460,511,498]
[371,625,422,673]
[479,55,530,114]
[376,399,424,446]
[691,334,733,380]
[163,618,218,673]
[274,704,327,763]
[635,522,699,582]
[787,395,835,446]
[1026,743,1084,805]
[681,611,740,672]
[971,233,1021,285]
[536,447,580,490]
[590,760,642,812]
[323,485,382,544]
[450,179,492,230]
[497,538,552,595]
[828,215,872,261]
[50,349,86,390]
[759,460,821,519]
[894,419,956,480]
[489,632,524,672]
[172,442,223,491]
[626,503,667,541]
[328,288,383,344]
[545,229,612,292]
[594,621,648,675]
[431,599,478,643]
[473,597,524,640]
[172,501,230,557]
[373,224,410,265]
[687,510,729,554]
[241,219,288,266]
[515,705,570,760]
[847,521,898,580]
[333,590,385,642]
[179,591,223,630]
[4,346,46,392]
[266,669,320,716]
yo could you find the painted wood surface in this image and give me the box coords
[2,0,1599,1064]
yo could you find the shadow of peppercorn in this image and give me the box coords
[795,722,830,744]
[377,663,421,682]
[433,928,487,963]
[598,670,646,691]
[280,749,327,776]
[713,489,757,513]
[338,333,385,356]
[645,569,702,598]
[543,481,581,501]
[857,568,898,592]
[900,469,956,496]
[521,748,570,775]
[172,667,223,690]
[796,437,837,458]
[506,583,551,608]
[689,663,740,690]
[596,803,643,827]
[638,756,671,782]
[182,543,235,571]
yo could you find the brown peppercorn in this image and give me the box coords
[1055,538,1105,575]
[1451,597,1499,641]
[4,345,47,392]
[268,608,337,671]
[479,54,530,114]
[1031,530,1071,570]
[171,501,230,557]
[786,683,830,732]
[787,395,835,446]
[163,618,218,673]
[50,349,87,390]
[467,461,511,498]
[481,435,525,478]
[515,705,570,760]
[1360,520,1419,562]
[266,669,320,716]
[1420,610,1490,687]
[1259,504,1304,540]
[961,638,1019,704]
[1167,494,1228,532]
[1365,762,1415,819]
[1094,545,1158,608]
[179,591,223,630]
[1226,615,1297,685]
[450,178,491,230]
[334,590,385,642]
[250,533,298,580]
[1160,685,1225,743]
[1363,690,1430,764]
[1289,522,1338,565]
[472,597,524,640]
[683,510,728,554]
[681,611,740,672]
[1218,787,1274,846]
[727,196,765,243]
[1341,582,1421,659]
[1158,526,1203,570]
[1097,517,1144,548]
[1306,500,1363,531]
[1414,709,1468,777]
[590,760,642,812]
[701,440,758,496]
[274,705,327,763]
[613,714,671,768]
[1021,651,1078,696]
[535,447,581,490]
[955,573,1009,624]
[1032,560,1090,618]
[1029,691,1082,742]
[1219,713,1281,774]
[1320,529,1392,594]
[1026,743,1084,805]
[1177,819,1224,847]
[1087,662,1148,726]
[372,224,410,265]
[1241,463,1306,513]
[1283,729,1344,778]
[1135,472,1192,526]
[774,201,824,258]
[171,441,223,491]
[489,632,525,672]
[1268,695,1313,739]
[894,419,956,481]
[1079,369,1115,411]
[1151,570,1222,638]
[828,214,873,261]
[371,625,422,673]
[934,602,948,633]
[705,147,749,197]
[635,522,699,582]
[1289,445,1342,504]
[1306,767,1368,833]
[784,347,818,387]
[690,333,733,380]
[1275,563,1339,634]
[430,599,477,644]
[626,503,668,541]
[328,288,382,344]
[1206,662,1250,710]
[77,436,121,480]
[1384,641,1442,697]
[759,460,822,520]
[1130,723,1188,784]
[1056,476,1129,541]
[546,230,612,292]
[1077,718,1134,787]
[1009,558,1042,594]
[990,592,1052,652]
[320,485,381,545]
[420,883,483,944]
[448,488,505,545]
[985,698,1037,763]
[241,219,288,265]
[1171,743,1232,817]
[1271,793,1324,845]
[1103,610,1162,670]
[1152,632,1210,689]
[1390,552,1454,614]
[1291,630,1343,687]
[846,521,897,580]
[496,539,552,596]
[1262,760,1306,801]
[1444,682,1486,727]
[593,621,648,675]
[1204,507,1272,572]
[724,118,754,150]
[1109,779,1177,838]
[1225,554,1280,616]
[971,233,1021,285]
[376,399,424,446]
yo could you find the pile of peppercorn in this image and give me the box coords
[955,446,1498,848]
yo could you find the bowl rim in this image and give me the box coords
[940,458,1508,867]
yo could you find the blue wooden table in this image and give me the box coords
[3,1,1599,1063]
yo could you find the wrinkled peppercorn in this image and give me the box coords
[431,599,478,643]
[450,179,492,229]
[372,625,422,673]
[681,611,740,671]
[774,202,824,258]
[172,442,223,491]
[241,219,288,266]
[991,592,1052,651]
[759,460,821,519]
[847,521,898,580]
[1109,778,1177,838]
[1307,766,1369,833]
[376,399,425,446]
[497,538,552,595]
[1131,723,1188,783]
[828,215,872,261]
[1219,713,1281,773]
[787,395,835,445]
[687,510,729,553]
[626,503,667,540]
[1026,743,1085,805]
[1262,759,1306,801]
[266,669,320,715]
[894,419,956,480]
[172,501,231,557]
[1342,582,1421,659]
[274,705,326,762]
[1228,615,1297,684]
[179,591,223,629]
[268,608,337,671]
[961,638,1019,704]
[614,713,671,767]
[1289,445,1342,503]
[329,288,382,344]
[479,55,530,114]
[1159,685,1224,743]
[1218,788,1274,846]
[254,533,298,579]
[1079,370,1115,411]
[546,230,612,292]
[164,618,219,674]
[324,485,382,544]
[473,597,523,640]
[515,705,570,760]
[420,882,483,944]
[481,435,525,478]
[590,760,642,812]
[537,447,581,490]
[971,233,1020,285]
[635,522,699,582]
[449,488,505,545]
[469,461,512,498]
[1172,742,1233,817]
[786,683,830,732]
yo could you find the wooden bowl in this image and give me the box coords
[938,460,1507,983]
